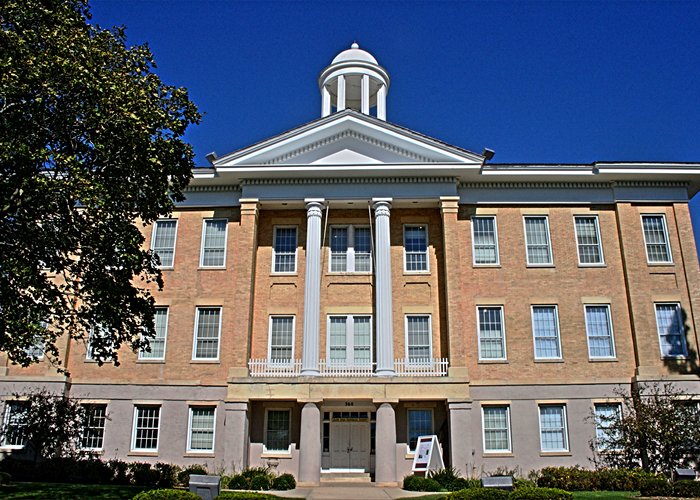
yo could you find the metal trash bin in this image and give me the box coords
[189,474,221,500]
[674,468,697,482]
[481,476,514,491]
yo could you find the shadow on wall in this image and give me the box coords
[662,307,699,377]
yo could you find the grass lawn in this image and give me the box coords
[573,493,638,499]
[0,482,151,499]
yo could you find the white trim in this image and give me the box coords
[403,224,430,273]
[186,406,216,453]
[0,401,27,450]
[268,315,296,364]
[523,215,553,266]
[151,219,178,269]
[404,314,433,363]
[477,305,507,361]
[538,404,569,452]
[326,314,374,365]
[79,403,108,451]
[139,307,169,361]
[471,215,500,266]
[406,407,434,452]
[481,405,512,453]
[272,225,298,274]
[593,402,623,451]
[531,305,563,360]
[263,408,292,454]
[130,405,161,452]
[641,214,673,264]
[328,225,373,273]
[199,218,229,268]
[573,215,605,266]
[192,307,222,361]
[584,304,616,359]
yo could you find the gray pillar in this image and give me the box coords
[375,402,397,484]
[448,402,473,477]
[373,199,395,376]
[301,199,324,376]
[299,402,321,485]
[223,402,249,472]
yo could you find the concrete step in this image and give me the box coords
[320,471,372,484]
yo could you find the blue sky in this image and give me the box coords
[90,0,700,247]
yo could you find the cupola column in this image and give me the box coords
[377,84,387,120]
[373,198,395,376]
[337,75,346,111]
[301,199,325,376]
[361,74,370,114]
[321,86,331,117]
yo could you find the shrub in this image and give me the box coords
[272,473,296,490]
[108,458,131,485]
[0,471,10,485]
[513,479,537,490]
[673,480,700,498]
[249,474,272,491]
[215,493,277,500]
[447,487,509,499]
[429,467,478,491]
[509,487,573,500]
[130,462,160,487]
[155,462,182,488]
[537,467,594,491]
[403,474,443,492]
[133,490,201,500]
[226,473,250,490]
[177,464,208,486]
[241,466,271,481]
[639,477,672,497]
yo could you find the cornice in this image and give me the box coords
[241,176,458,186]
[459,181,689,189]
[184,185,242,193]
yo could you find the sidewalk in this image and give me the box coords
[273,484,431,499]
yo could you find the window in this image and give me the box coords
[131,406,160,451]
[482,406,511,453]
[532,306,562,359]
[193,307,221,360]
[655,303,687,358]
[404,225,428,272]
[151,219,177,268]
[265,409,291,452]
[86,324,112,361]
[329,226,372,272]
[269,316,294,363]
[273,226,297,273]
[188,406,216,452]
[539,405,568,452]
[407,408,433,451]
[139,307,168,360]
[574,216,604,265]
[477,306,506,360]
[594,403,622,451]
[642,215,672,263]
[327,315,372,365]
[524,216,553,265]
[406,315,432,362]
[200,219,228,267]
[25,320,47,360]
[585,305,615,358]
[472,216,499,265]
[1,401,27,448]
[81,404,107,450]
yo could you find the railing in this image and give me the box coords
[248,358,449,377]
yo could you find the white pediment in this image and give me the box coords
[213,110,483,168]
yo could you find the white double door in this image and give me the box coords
[330,421,370,470]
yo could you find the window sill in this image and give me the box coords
[483,452,514,457]
[526,264,555,268]
[534,358,564,363]
[198,267,227,271]
[269,273,298,277]
[661,355,688,360]
[190,359,220,364]
[326,272,372,276]
[261,452,293,459]
[478,359,509,364]
[137,359,165,364]
[588,357,617,362]
[185,452,215,458]
[403,271,431,276]
[157,267,175,271]
[578,263,606,268]
[473,264,501,268]
[647,262,675,267]
[540,451,571,457]
[0,446,25,451]
[129,451,159,457]
[404,452,416,459]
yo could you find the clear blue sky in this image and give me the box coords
[90,0,700,248]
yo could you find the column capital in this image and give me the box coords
[305,199,325,219]
[372,198,392,216]
[439,196,460,214]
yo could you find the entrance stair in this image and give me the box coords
[320,471,372,484]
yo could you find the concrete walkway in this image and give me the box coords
[273,485,430,499]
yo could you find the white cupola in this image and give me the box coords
[319,43,390,120]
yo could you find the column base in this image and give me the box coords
[300,369,320,377]
[375,369,395,377]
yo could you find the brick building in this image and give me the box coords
[2,44,700,485]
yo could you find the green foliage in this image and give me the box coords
[446,487,509,499]
[509,487,573,500]
[0,471,10,485]
[403,475,443,492]
[638,477,672,497]
[513,479,537,490]
[249,474,272,491]
[271,473,296,490]
[129,463,160,487]
[109,459,131,485]
[215,493,278,500]
[429,467,479,491]
[0,0,200,370]
[223,468,278,491]
[536,466,660,492]
[672,479,700,498]
[154,463,181,489]
[177,465,207,486]
[132,489,200,500]
[225,474,250,490]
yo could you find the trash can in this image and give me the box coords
[189,474,221,500]
[481,476,514,491]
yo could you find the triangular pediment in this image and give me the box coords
[213,110,483,168]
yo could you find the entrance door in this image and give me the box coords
[330,421,370,471]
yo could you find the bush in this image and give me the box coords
[0,471,10,485]
[514,479,537,490]
[509,487,573,500]
[272,473,296,490]
[537,467,594,491]
[133,490,201,500]
[177,464,208,486]
[447,487,509,499]
[155,462,181,488]
[226,473,250,490]
[130,462,161,487]
[639,477,672,497]
[215,493,277,500]
[672,480,700,498]
[109,459,131,485]
[403,474,443,492]
[429,467,479,491]
[249,474,272,491]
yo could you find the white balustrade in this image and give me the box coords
[249,358,448,377]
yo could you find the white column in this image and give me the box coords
[375,402,397,484]
[361,74,370,114]
[301,199,324,376]
[377,84,387,120]
[373,198,394,376]
[299,402,321,485]
[337,75,346,111]
[322,86,331,117]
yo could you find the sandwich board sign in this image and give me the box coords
[411,435,444,474]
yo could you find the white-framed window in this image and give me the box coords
[200,218,228,267]
[269,316,294,363]
[655,302,687,358]
[139,307,168,360]
[187,406,216,452]
[404,225,429,272]
[192,307,221,360]
[482,406,511,453]
[524,216,553,265]
[642,214,672,264]
[472,216,499,265]
[539,404,568,452]
[273,226,297,273]
[81,403,107,451]
[327,315,372,365]
[594,403,622,451]
[264,408,291,452]
[585,305,615,358]
[151,219,178,268]
[131,405,160,451]
[25,320,47,360]
[407,408,433,452]
[1,401,28,449]
[405,315,432,363]
[86,324,112,361]
[329,225,372,273]
[574,216,604,265]
[531,305,562,359]
[477,306,506,360]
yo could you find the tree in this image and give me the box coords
[0,0,200,369]
[590,382,700,474]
